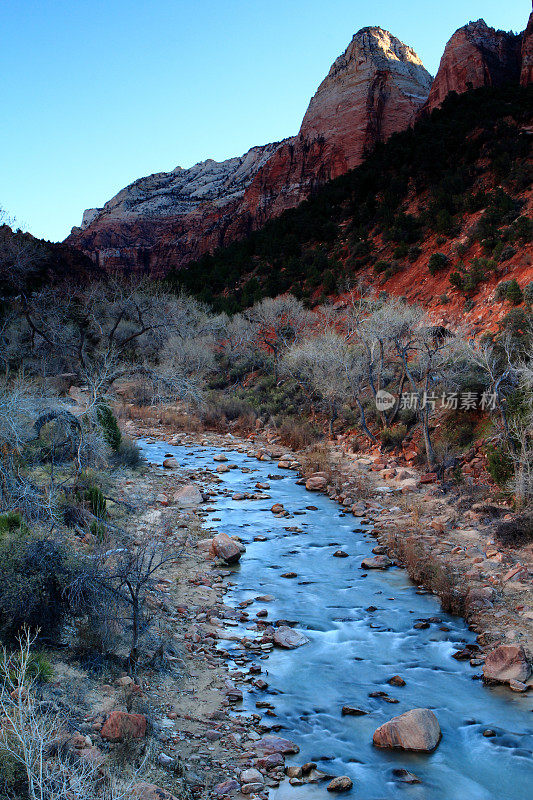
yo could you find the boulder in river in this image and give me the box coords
[211,532,243,564]
[373,708,441,752]
[273,626,310,649]
[271,503,285,514]
[483,645,531,685]
[327,776,353,792]
[360,555,392,569]
[162,457,178,469]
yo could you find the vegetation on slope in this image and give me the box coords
[166,86,533,312]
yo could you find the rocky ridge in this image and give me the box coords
[68,10,533,277]
[67,27,432,273]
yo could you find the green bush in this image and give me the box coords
[428,252,448,275]
[0,512,25,535]
[97,405,122,451]
[506,279,523,305]
[486,444,513,487]
[374,260,390,274]
[86,486,106,518]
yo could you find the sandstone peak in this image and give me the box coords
[298,27,431,169]
[425,17,522,111]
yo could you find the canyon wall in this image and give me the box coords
[68,10,533,275]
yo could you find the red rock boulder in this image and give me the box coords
[373,708,441,752]
[100,711,147,742]
[483,645,531,685]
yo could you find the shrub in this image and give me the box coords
[486,444,513,487]
[495,280,513,300]
[0,535,84,641]
[112,436,143,469]
[90,520,106,542]
[505,279,523,305]
[524,282,533,304]
[97,405,122,451]
[380,424,407,448]
[0,512,25,535]
[495,513,533,548]
[408,246,421,262]
[85,486,106,518]
[277,418,321,450]
[428,252,448,275]
[373,259,390,274]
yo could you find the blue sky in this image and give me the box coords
[1,0,530,242]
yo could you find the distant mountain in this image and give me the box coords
[66,26,432,274]
[66,8,533,288]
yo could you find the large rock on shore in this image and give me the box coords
[483,645,531,685]
[173,483,203,507]
[305,474,327,491]
[373,708,441,751]
[256,735,300,754]
[132,784,179,800]
[211,532,243,564]
[100,711,147,742]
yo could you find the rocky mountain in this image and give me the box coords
[521,8,533,85]
[425,19,523,112]
[68,10,533,276]
[67,26,432,273]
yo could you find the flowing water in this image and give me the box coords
[139,438,533,800]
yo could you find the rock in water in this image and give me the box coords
[483,645,531,685]
[327,776,353,792]
[211,532,243,564]
[273,626,310,649]
[372,708,441,752]
[361,555,392,569]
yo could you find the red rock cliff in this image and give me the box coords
[67,27,431,274]
[521,7,533,85]
[425,19,522,112]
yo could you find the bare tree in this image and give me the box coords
[93,536,183,670]
[0,629,144,799]
[245,295,315,379]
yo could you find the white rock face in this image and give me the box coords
[77,142,285,229]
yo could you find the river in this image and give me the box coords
[138,438,533,800]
